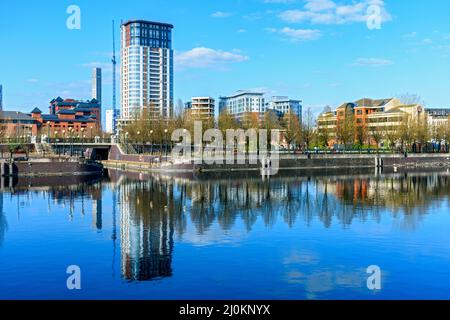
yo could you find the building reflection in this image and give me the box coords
[2,170,450,281]
[0,193,6,247]
[118,179,177,281]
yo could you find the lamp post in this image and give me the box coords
[137,131,141,154]
[164,128,168,157]
[81,128,85,157]
[125,132,129,154]
[76,134,79,156]
[69,128,73,157]
[54,131,59,157]
[150,130,154,155]
[62,130,66,156]
[89,125,93,142]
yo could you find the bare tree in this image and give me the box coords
[282,110,301,152]
[398,93,426,106]
[302,108,315,151]
[335,107,355,150]
[355,125,368,153]
[368,126,384,154]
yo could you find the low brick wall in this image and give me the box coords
[106,143,450,173]
[1,160,103,177]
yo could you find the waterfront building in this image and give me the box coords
[317,98,425,146]
[0,110,38,137]
[92,68,102,107]
[426,108,450,127]
[120,20,174,121]
[266,96,302,120]
[0,97,101,139]
[185,97,215,121]
[219,91,266,122]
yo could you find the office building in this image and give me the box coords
[219,91,266,122]
[186,97,215,121]
[317,98,425,146]
[92,68,102,106]
[120,20,174,120]
[267,96,302,120]
[426,108,450,127]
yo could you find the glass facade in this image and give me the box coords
[121,21,174,120]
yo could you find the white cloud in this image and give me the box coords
[279,0,391,25]
[305,0,336,12]
[237,28,247,33]
[175,47,249,70]
[267,27,322,42]
[352,57,394,67]
[211,11,232,18]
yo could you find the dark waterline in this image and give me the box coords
[1,169,450,300]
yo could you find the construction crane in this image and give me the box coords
[112,20,117,135]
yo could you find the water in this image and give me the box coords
[1,169,450,300]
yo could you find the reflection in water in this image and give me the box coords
[119,180,177,281]
[2,171,450,284]
[110,171,450,282]
[0,193,6,247]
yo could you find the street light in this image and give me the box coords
[125,132,129,154]
[62,130,66,156]
[164,128,169,157]
[149,130,154,155]
[137,131,141,154]
[81,128,85,157]
[89,125,93,142]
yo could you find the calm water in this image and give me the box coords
[1,169,450,300]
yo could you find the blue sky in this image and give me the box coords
[1,0,450,124]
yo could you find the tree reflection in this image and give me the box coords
[117,171,450,237]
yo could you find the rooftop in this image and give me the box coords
[221,91,265,99]
[122,20,174,28]
[0,111,34,121]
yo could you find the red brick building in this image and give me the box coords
[0,97,101,140]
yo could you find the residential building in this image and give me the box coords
[92,68,102,106]
[426,108,450,127]
[266,96,302,120]
[186,97,215,121]
[219,91,266,122]
[120,20,174,120]
[317,98,425,146]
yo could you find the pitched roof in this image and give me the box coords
[0,111,35,121]
[31,107,42,114]
[337,98,394,110]
[57,109,76,115]
[74,107,92,113]
[354,98,393,108]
